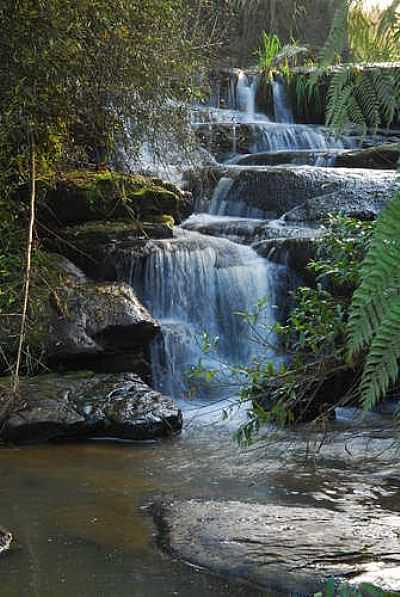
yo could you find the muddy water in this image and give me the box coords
[1,419,400,596]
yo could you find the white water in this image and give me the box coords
[236,71,258,121]
[127,69,359,420]
[130,230,281,422]
[192,72,356,159]
[251,122,351,153]
[272,76,294,124]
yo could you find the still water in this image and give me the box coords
[1,418,400,597]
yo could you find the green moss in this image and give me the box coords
[144,214,175,228]
[37,168,186,227]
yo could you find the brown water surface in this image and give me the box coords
[1,419,399,596]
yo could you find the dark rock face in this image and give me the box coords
[194,123,254,159]
[0,256,159,377]
[37,171,192,228]
[234,149,339,167]
[156,499,400,595]
[47,276,160,363]
[254,236,320,285]
[45,221,174,281]
[1,373,182,444]
[335,143,400,170]
[48,258,161,376]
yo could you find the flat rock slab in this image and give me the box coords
[156,499,400,595]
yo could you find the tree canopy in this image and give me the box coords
[0,0,213,174]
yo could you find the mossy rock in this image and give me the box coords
[45,219,173,280]
[34,169,192,228]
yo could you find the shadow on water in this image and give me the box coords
[1,421,400,596]
[0,439,270,597]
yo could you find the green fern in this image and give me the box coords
[348,192,400,410]
[319,0,400,133]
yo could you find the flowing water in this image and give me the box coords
[2,70,399,596]
[272,76,294,124]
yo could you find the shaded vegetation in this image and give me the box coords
[0,0,213,385]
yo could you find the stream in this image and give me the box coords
[1,71,400,596]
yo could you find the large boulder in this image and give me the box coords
[0,372,182,444]
[194,165,398,221]
[47,258,160,373]
[155,499,400,595]
[36,170,192,228]
[0,257,159,376]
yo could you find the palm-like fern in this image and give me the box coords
[326,66,400,132]
[319,0,400,132]
[348,192,400,410]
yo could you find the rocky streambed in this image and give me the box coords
[156,499,400,595]
[2,74,400,596]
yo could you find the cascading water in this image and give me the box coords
[272,76,294,124]
[236,71,258,121]
[129,230,281,413]
[125,68,361,422]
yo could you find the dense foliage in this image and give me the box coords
[0,0,215,380]
[235,217,374,443]
[315,0,400,132]
[348,192,400,410]
[0,0,214,172]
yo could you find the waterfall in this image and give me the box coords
[121,69,362,423]
[272,76,294,124]
[236,71,258,121]
[209,177,266,219]
[251,123,348,153]
[130,230,280,403]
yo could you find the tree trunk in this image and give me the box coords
[12,135,36,392]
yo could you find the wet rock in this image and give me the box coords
[282,187,385,223]
[0,528,13,555]
[335,143,400,170]
[200,165,398,221]
[47,275,160,367]
[194,123,254,159]
[182,214,267,245]
[254,236,320,283]
[46,220,174,280]
[0,257,159,376]
[36,170,192,228]
[234,149,340,167]
[155,499,400,595]
[1,373,182,444]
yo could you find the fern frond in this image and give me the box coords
[354,71,381,130]
[348,192,400,357]
[359,295,400,410]
[370,70,399,128]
